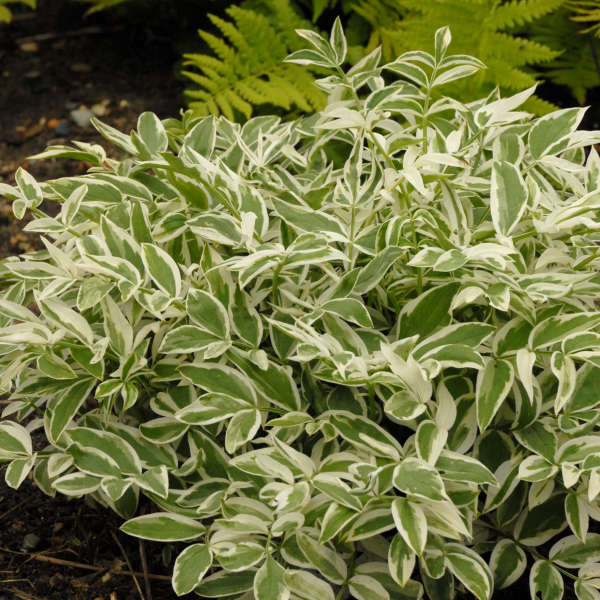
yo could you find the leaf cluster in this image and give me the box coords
[3,22,600,599]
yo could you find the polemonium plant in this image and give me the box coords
[1,20,600,600]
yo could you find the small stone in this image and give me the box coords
[118,99,129,108]
[91,103,107,117]
[54,120,70,136]
[70,108,94,128]
[24,70,40,79]
[22,533,40,550]
[19,42,39,52]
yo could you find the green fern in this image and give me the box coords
[182,0,326,120]
[569,0,600,35]
[529,6,600,103]
[353,0,565,112]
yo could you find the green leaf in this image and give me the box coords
[489,539,527,590]
[228,348,301,411]
[565,494,589,542]
[137,111,168,155]
[186,289,230,339]
[179,363,256,404]
[490,160,528,237]
[329,411,402,459]
[194,570,255,597]
[5,455,35,489]
[393,458,448,502]
[225,409,261,454]
[47,379,95,443]
[550,534,600,568]
[284,570,334,600]
[476,358,514,430]
[416,420,447,465]
[436,451,497,485]
[529,560,564,600]
[141,243,181,298]
[529,107,586,159]
[121,512,204,542]
[172,544,212,596]
[348,574,391,600]
[322,297,372,327]
[530,313,600,350]
[273,200,345,241]
[254,556,288,600]
[52,472,101,496]
[15,167,42,206]
[175,394,249,425]
[38,296,95,347]
[329,17,347,64]
[159,325,221,354]
[399,282,460,338]
[445,543,493,600]
[297,530,347,584]
[392,498,427,556]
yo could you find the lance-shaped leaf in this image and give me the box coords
[225,409,261,454]
[528,107,586,159]
[445,543,493,600]
[490,160,528,237]
[476,358,514,431]
[392,498,427,556]
[137,111,168,155]
[322,298,373,328]
[297,531,347,584]
[38,296,94,347]
[121,512,204,542]
[254,556,289,600]
[348,574,391,600]
[141,243,181,298]
[179,363,256,404]
[529,560,564,600]
[551,352,577,414]
[228,348,301,411]
[550,534,600,568]
[47,379,95,443]
[489,539,526,590]
[159,326,221,354]
[172,544,212,596]
[186,289,230,339]
[284,570,334,600]
[393,458,448,502]
[529,313,600,350]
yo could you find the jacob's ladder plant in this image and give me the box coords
[2,19,600,600]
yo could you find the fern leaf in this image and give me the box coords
[492,0,566,29]
[354,0,569,113]
[183,2,326,121]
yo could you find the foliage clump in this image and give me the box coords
[3,21,600,600]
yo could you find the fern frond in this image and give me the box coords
[492,0,566,29]
[183,2,326,121]
[568,0,600,35]
[529,6,600,102]
[354,0,569,113]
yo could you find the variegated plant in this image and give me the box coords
[2,20,600,600]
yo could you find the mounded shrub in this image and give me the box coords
[2,21,600,599]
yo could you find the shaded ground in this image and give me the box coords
[0,2,183,598]
[0,0,182,257]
